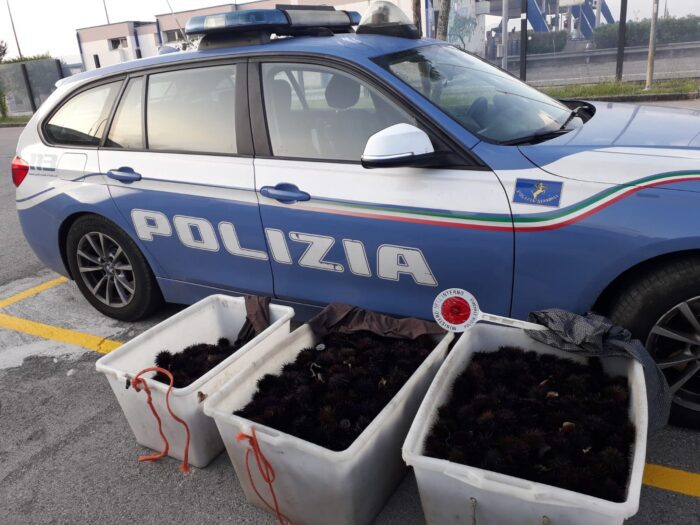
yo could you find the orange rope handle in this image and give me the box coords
[131,367,191,474]
[237,428,292,525]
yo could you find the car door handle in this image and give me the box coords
[107,167,141,183]
[260,183,310,204]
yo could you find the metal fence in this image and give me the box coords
[434,0,700,89]
[2,2,698,118]
[0,58,65,116]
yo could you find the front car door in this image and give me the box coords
[251,59,513,319]
[99,61,273,302]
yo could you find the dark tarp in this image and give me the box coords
[234,295,272,347]
[308,303,445,340]
[526,309,670,433]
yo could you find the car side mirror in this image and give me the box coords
[361,123,437,169]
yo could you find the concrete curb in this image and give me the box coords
[0,123,27,128]
[581,91,700,103]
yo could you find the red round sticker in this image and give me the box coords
[441,296,472,325]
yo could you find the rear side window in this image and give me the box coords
[106,77,144,149]
[44,82,121,146]
[146,65,237,154]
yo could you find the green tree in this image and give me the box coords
[0,41,7,62]
[448,12,478,49]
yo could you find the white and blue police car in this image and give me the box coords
[12,3,700,425]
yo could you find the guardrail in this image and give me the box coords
[504,41,700,87]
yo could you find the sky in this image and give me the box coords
[0,0,697,62]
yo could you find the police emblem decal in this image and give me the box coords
[513,179,563,207]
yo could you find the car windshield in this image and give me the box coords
[376,44,574,144]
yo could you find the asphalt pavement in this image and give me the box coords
[1,103,699,525]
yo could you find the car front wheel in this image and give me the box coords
[607,256,700,429]
[66,215,162,321]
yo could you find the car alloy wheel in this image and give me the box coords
[76,231,135,308]
[647,297,700,413]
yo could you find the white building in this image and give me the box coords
[76,21,160,71]
[77,1,414,71]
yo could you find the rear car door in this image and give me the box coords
[251,60,514,319]
[99,62,273,299]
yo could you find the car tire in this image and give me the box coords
[606,256,700,429]
[66,215,162,321]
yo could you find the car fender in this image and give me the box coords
[509,184,700,319]
[17,182,167,280]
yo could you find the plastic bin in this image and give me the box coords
[403,323,648,525]
[203,324,454,525]
[96,295,294,468]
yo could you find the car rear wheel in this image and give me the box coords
[606,256,700,429]
[66,215,162,321]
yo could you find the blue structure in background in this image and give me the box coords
[601,1,615,24]
[525,0,615,35]
[572,0,615,38]
[527,0,549,33]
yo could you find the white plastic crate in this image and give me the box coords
[402,323,648,525]
[96,294,294,468]
[203,324,454,525]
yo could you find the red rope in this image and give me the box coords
[237,428,291,525]
[131,367,191,474]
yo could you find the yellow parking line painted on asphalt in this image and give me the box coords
[643,464,700,498]
[0,312,122,354]
[0,276,69,309]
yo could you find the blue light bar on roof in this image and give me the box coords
[186,10,289,35]
[185,7,361,36]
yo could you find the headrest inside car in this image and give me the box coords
[325,74,361,109]
[269,79,293,111]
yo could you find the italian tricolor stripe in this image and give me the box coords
[263,171,700,232]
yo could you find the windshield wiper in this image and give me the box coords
[501,129,571,146]
[559,105,583,130]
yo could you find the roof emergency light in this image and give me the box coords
[356,1,419,39]
[185,5,361,42]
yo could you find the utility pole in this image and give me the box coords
[595,0,602,27]
[615,0,628,81]
[502,0,509,70]
[6,0,22,59]
[102,0,110,24]
[519,0,527,81]
[645,0,659,90]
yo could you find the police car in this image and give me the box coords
[12,3,700,425]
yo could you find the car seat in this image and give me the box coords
[322,74,375,160]
[267,78,317,157]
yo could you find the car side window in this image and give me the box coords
[261,63,415,161]
[105,77,144,149]
[146,65,237,154]
[44,82,121,146]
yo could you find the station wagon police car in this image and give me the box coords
[13,3,700,425]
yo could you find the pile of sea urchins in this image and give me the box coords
[153,337,242,388]
[235,331,436,451]
[424,347,635,502]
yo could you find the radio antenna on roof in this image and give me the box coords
[164,0,192,48]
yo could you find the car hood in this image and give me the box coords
[518,101,700,186]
